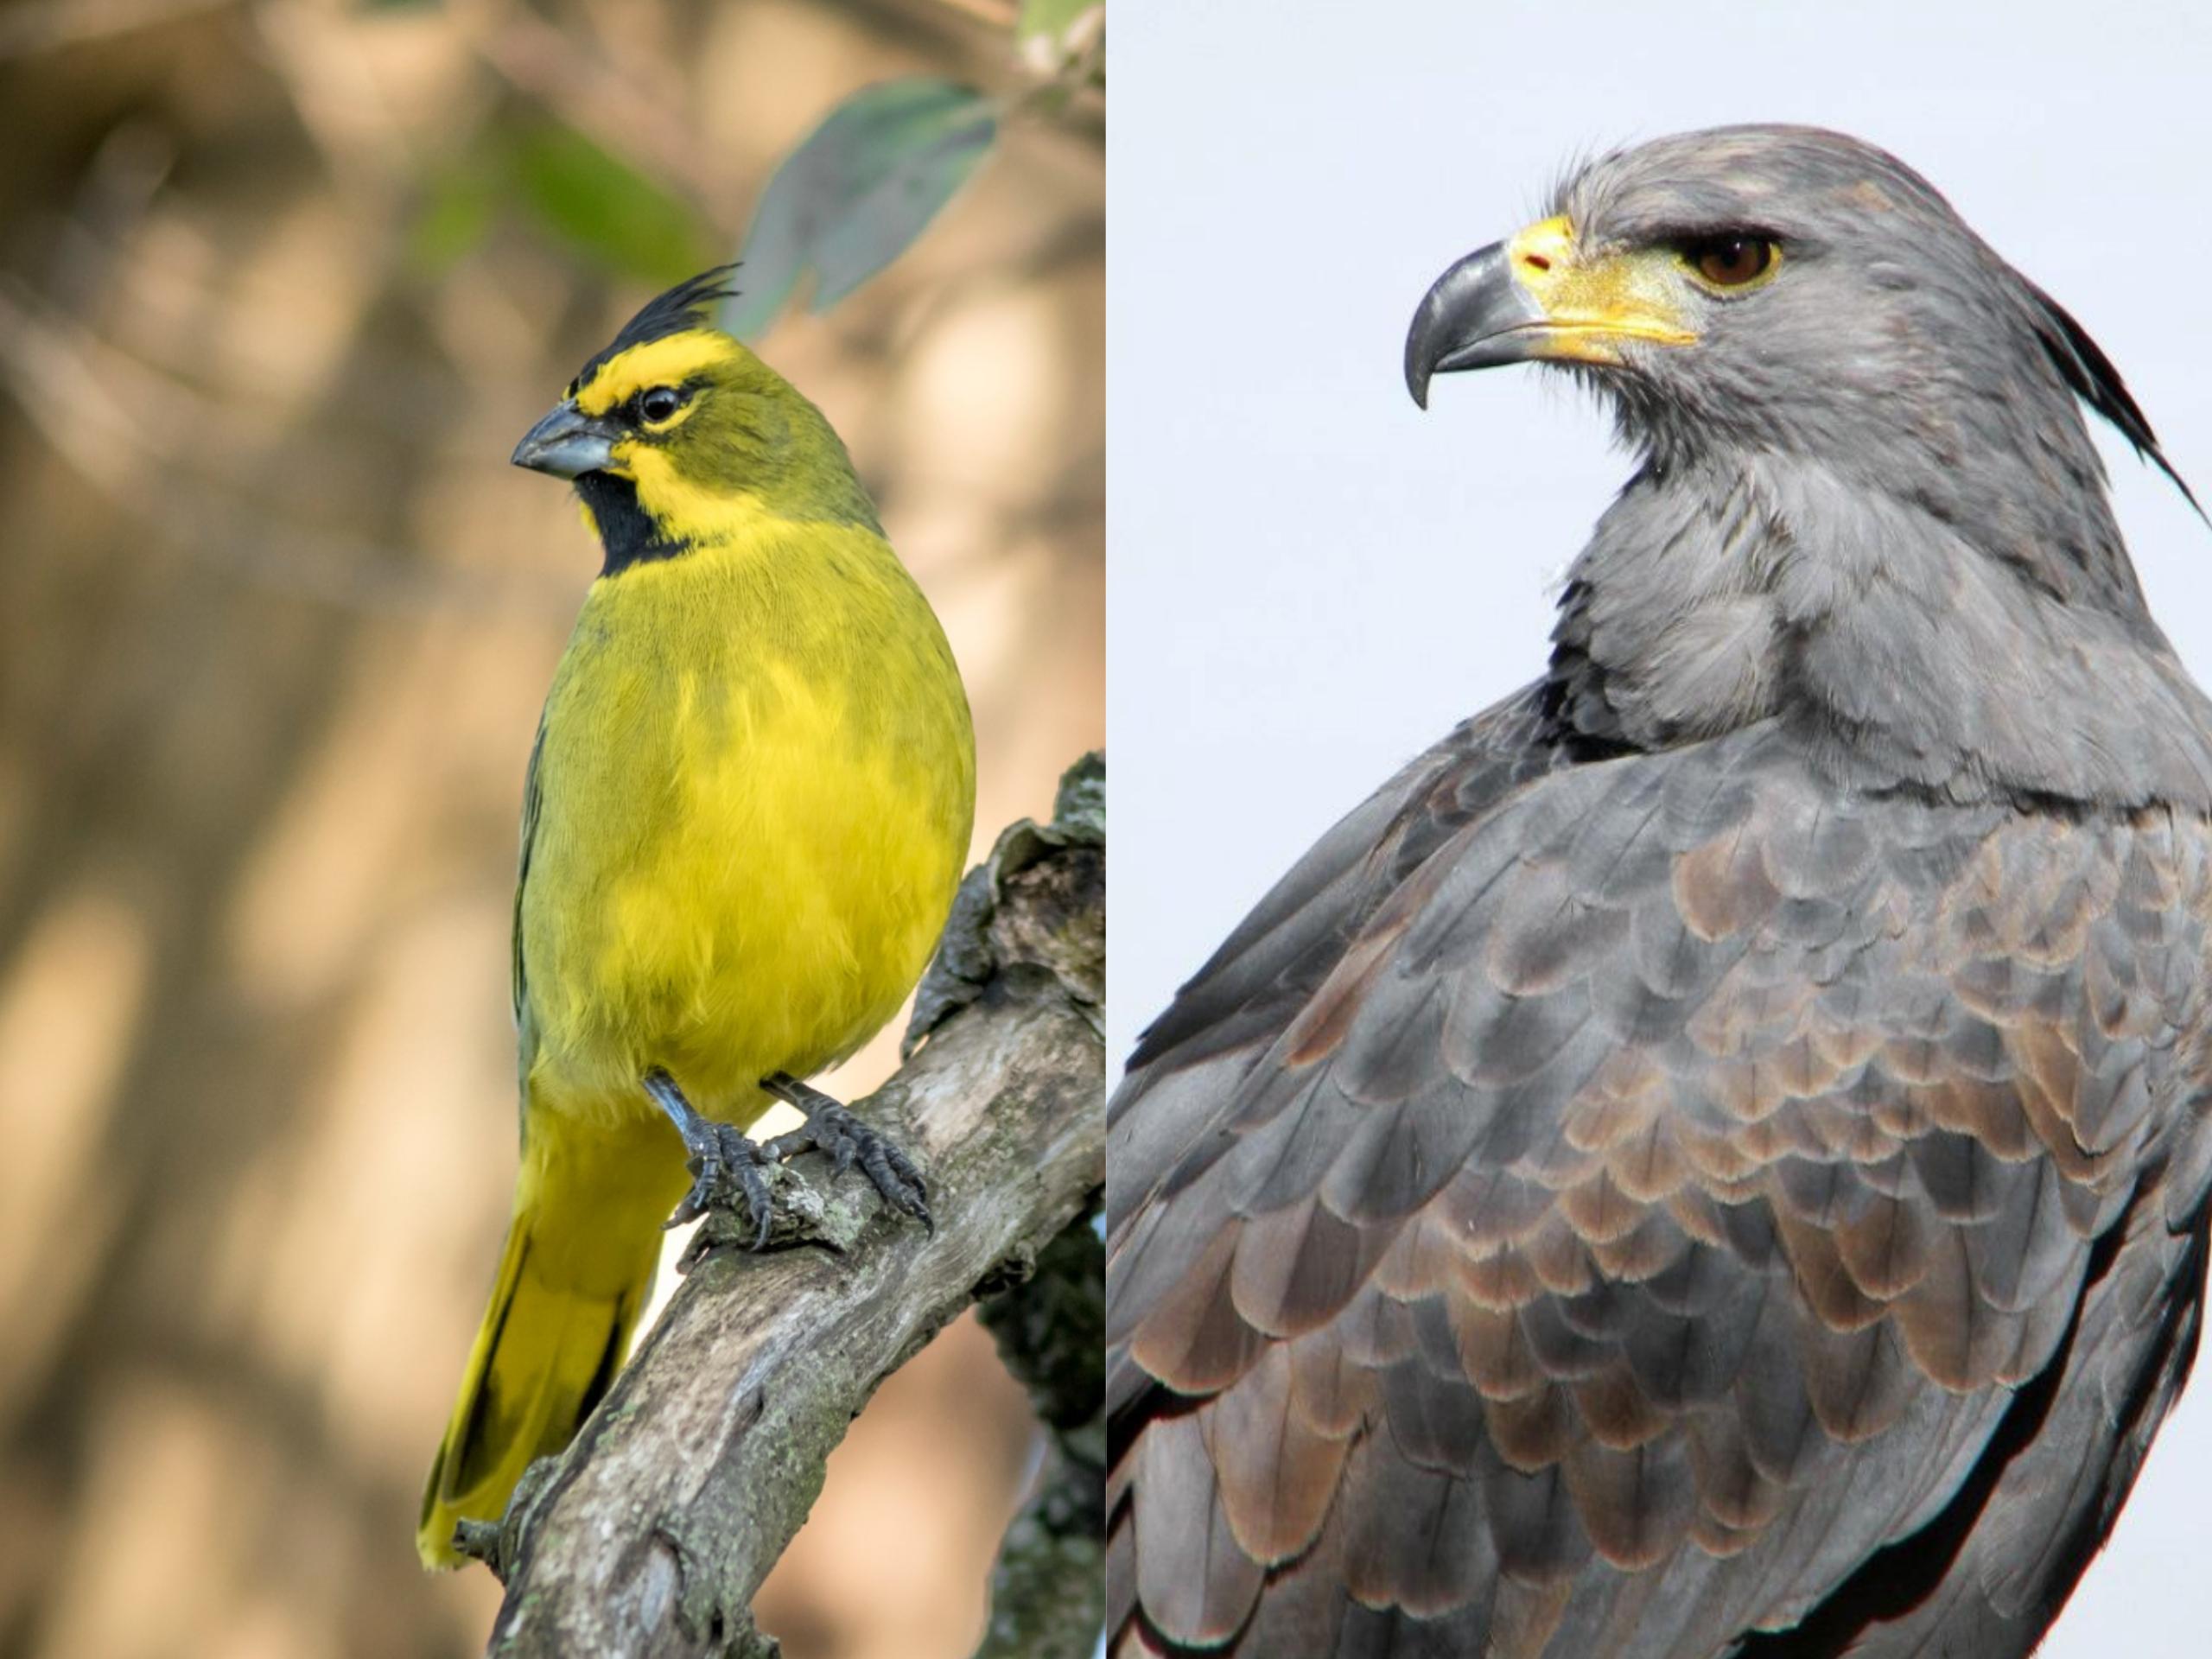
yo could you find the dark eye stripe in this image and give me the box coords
[626,377,709,427]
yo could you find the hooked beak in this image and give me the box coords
[1405,215,1696,408]
[511,399,616,480]
[1403,243,1547,409]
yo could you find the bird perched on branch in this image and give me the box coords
[419,270,974,1567]
[1108,126,2212,1657]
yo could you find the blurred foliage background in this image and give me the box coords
[0,1,1101,1655]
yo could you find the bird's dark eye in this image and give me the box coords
[638,386,684,424]
[1681,234,1779,289]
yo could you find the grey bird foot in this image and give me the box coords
[643,1067,777,1250]
[760,1071,931,1230]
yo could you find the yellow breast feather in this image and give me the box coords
[519,516,974,1123]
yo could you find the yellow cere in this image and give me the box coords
[1506,213,1700,364]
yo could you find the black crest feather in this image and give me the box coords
[571,264,741,392]
[2027,281,2203,521]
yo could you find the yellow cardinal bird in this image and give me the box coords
[418,269,976,1567]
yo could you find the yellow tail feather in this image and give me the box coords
[417,1115,683,1568]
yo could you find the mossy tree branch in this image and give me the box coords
[474,755,1105,1659]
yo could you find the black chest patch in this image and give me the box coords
[575,472,690,575]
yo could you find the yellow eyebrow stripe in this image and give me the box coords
[575,331,737,415]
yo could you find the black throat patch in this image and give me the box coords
[575,472,690,576]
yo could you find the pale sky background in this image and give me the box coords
[1106,3,2212,1649]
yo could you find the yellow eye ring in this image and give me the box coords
[1681,235,1780,291]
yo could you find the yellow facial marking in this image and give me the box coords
[574,331,741,416]
[616,445,774,543]
[1507,214,1699,365]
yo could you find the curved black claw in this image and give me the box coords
[644,1069,780,1250]
[763,1098,931,1230]
[666,1120,776,1249]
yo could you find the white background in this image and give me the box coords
[1106,3,2212,1649]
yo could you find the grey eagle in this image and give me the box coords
[1107,125,2212,1658]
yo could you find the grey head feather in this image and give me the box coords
[1537,124,2212,810]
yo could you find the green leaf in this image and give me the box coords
[405,157,496,276]
[721,79,997,340]
[508,122,718,288]
[1016,0,1103,73]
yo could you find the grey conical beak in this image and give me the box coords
[511,400,615,480]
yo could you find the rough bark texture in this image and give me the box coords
[477,755,1104,1658]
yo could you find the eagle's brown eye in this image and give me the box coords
[1684,235,1777,289]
